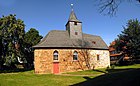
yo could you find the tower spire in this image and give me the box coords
[68,4,81,22]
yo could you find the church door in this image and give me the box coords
[53,62,59,74]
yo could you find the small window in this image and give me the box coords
[97,54,100,61]
[92,41,96,44]
[75,32,78,35]
[74,22,77,25]
[73,51,78,60]
[53,50,58,60]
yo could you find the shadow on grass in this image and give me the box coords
[93,69,107,74]
[71,68,140,86]
[0,68,34,73]
[106,68,135,73]
[0,63,34,73]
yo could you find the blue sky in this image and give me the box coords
[0,0,140,45]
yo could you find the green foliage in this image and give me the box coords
[24,28,42,65]
[0,14,42,69]
[111,65,115,69]
[24,28,43,46]
[115,19,140,59]
[0,14,26,67]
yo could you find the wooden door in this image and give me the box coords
[53,62,59,74]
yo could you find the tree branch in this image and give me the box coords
[98,0,121,16]
[97,0,140,16]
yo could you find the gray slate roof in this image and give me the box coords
[68,10,81,22]
[33,30,108,49]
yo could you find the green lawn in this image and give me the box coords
[65,64,140,75]
[0,64,140,86]
[0,71,86,86]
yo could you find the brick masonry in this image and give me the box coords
[34,49,110,74]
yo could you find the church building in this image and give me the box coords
[33,8,110,74]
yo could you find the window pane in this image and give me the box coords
[54,55,58,60]
[73,55,77,60]
[53,51,58,60]
[73,51,78,60]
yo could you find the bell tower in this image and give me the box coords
[66,4,82,39]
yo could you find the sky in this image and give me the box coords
[0,0,140,46]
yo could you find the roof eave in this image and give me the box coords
[65,21,82,26]
[33,46,108,50]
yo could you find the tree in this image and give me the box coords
[24,28,42,66]
[114,19,140,60]
[0,14,26,68]
[0,14,43,70]
[0,35,3,69]
[24,28,43,46]
[96,0,140,16]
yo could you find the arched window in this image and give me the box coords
[73,51,78,60]
[53,50,58,60]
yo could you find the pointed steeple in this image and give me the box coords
[68,10,81,22]
[68,4,81,22]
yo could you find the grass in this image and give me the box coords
[0,64,140,86]
[65,68,107,75]
[0,70,87,86]
[65,64,140,75]
[115,64,140,69]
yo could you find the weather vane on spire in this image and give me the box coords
[71,4,74,11]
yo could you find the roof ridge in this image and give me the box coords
[49,30,66,32]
